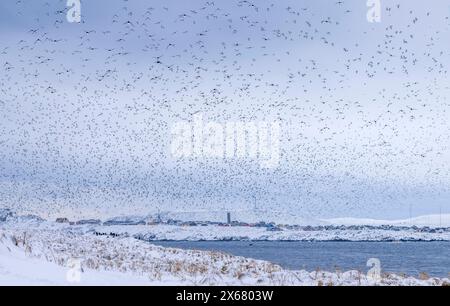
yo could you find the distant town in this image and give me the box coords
[55,212,284,232]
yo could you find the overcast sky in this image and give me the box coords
[0,0,449,220]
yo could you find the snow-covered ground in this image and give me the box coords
[1,227,449,286]
[0,228,279,286]
[161,211,450,228]
[1,209,450,285]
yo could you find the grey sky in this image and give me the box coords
[0,0,449,220]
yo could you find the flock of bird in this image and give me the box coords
[0,0,449,219]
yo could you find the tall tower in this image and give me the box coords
[227,212,231,224]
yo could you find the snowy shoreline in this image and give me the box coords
[1,226,450,286]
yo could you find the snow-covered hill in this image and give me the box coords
[324,214,450,228]
[2,209,450,242]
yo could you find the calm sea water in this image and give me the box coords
[152,241,450,278]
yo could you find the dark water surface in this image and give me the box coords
[152,241,450,278]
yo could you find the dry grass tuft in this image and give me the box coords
[419,272,430,280]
